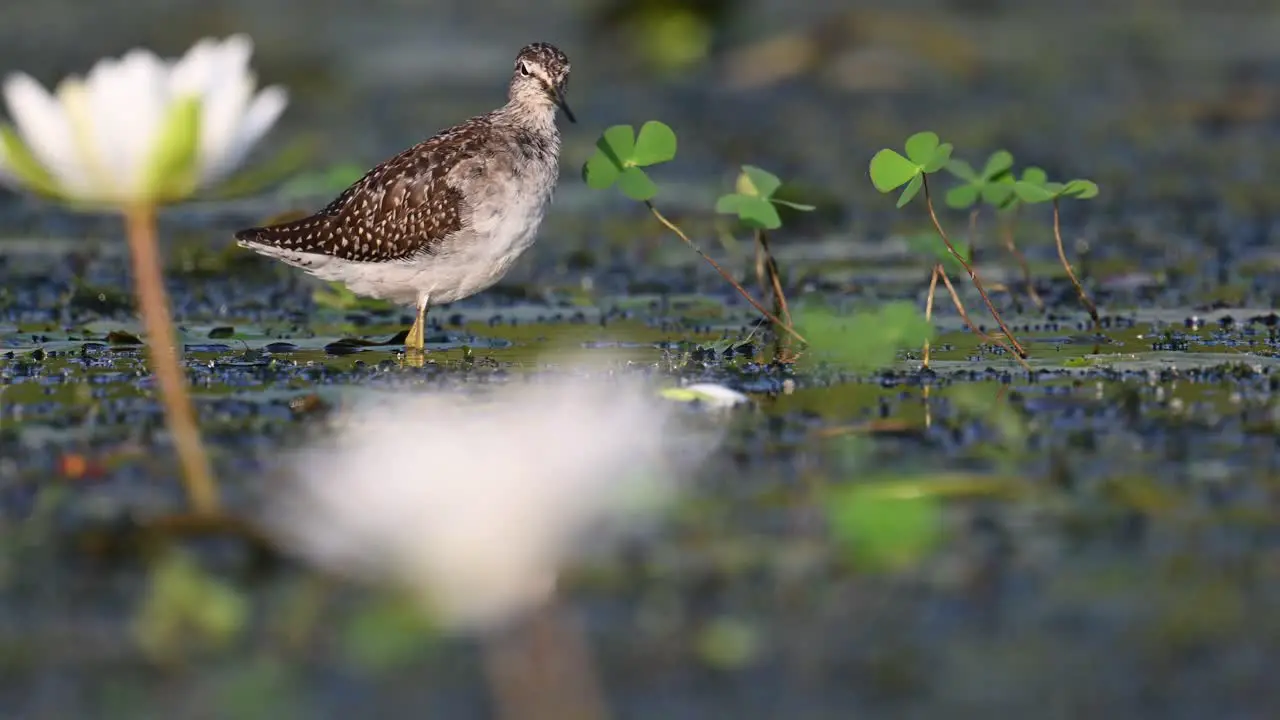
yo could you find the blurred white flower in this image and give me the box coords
[0,33,287,205]
[265,375,716,633]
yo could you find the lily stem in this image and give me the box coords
[644,201,807,346]
[920,176,1028,358]
[1052,198,1100,332]
[122,204,220,516]
[483,597,607,720]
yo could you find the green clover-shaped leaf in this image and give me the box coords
[1012,166,1054,204]
[1060,179,1099,199]
[716,164,815,229]
[944,150,1015,209]
[632,121,677,166]
[736,165,781,198]
[869,131,954,208]
[582,121,678,200]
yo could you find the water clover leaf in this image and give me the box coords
[736,165,781,198]
[617,167,658,201]
[582,121,678,201]
[716,164,814,230]
[869,131,954,208]
[631,121,677,166]
[944,150,1014,209]
[1011,166,1055,204]
[794,301,935,372]
[1060,179,1099,199]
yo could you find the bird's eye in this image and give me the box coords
[519,62,533,77]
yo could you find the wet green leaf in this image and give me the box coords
[869,149,919,192]
[631,120,677,166]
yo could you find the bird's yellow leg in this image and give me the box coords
[405,295,429,352]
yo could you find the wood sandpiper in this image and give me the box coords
[235,42,574,352]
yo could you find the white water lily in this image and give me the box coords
[265,376,717,633]
[0,34,287,206]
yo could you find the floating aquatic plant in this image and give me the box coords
[0,34,289,515]
[716,164,815,342]
[583,121,808,350]
[870,131,1028,364]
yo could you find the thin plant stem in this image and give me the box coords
[920,177,1027,358]
[644,201,807,346]
[755,229,792,326]
[1000,206,1044,311]
[923,264,939,368]
[482,598,607,720]
[1052,198,1100,331]
[123,204,220,516]
[938,267,1032,371]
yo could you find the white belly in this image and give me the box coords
[267,180,552,307]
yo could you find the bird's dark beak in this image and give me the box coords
[553,86,576,123]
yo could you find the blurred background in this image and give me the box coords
[6,0,1279,226]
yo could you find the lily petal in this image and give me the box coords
[206,84,287,186]
[89,48,167,198]
[1,72,86,196]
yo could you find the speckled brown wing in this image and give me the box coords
[235,119,495,262]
